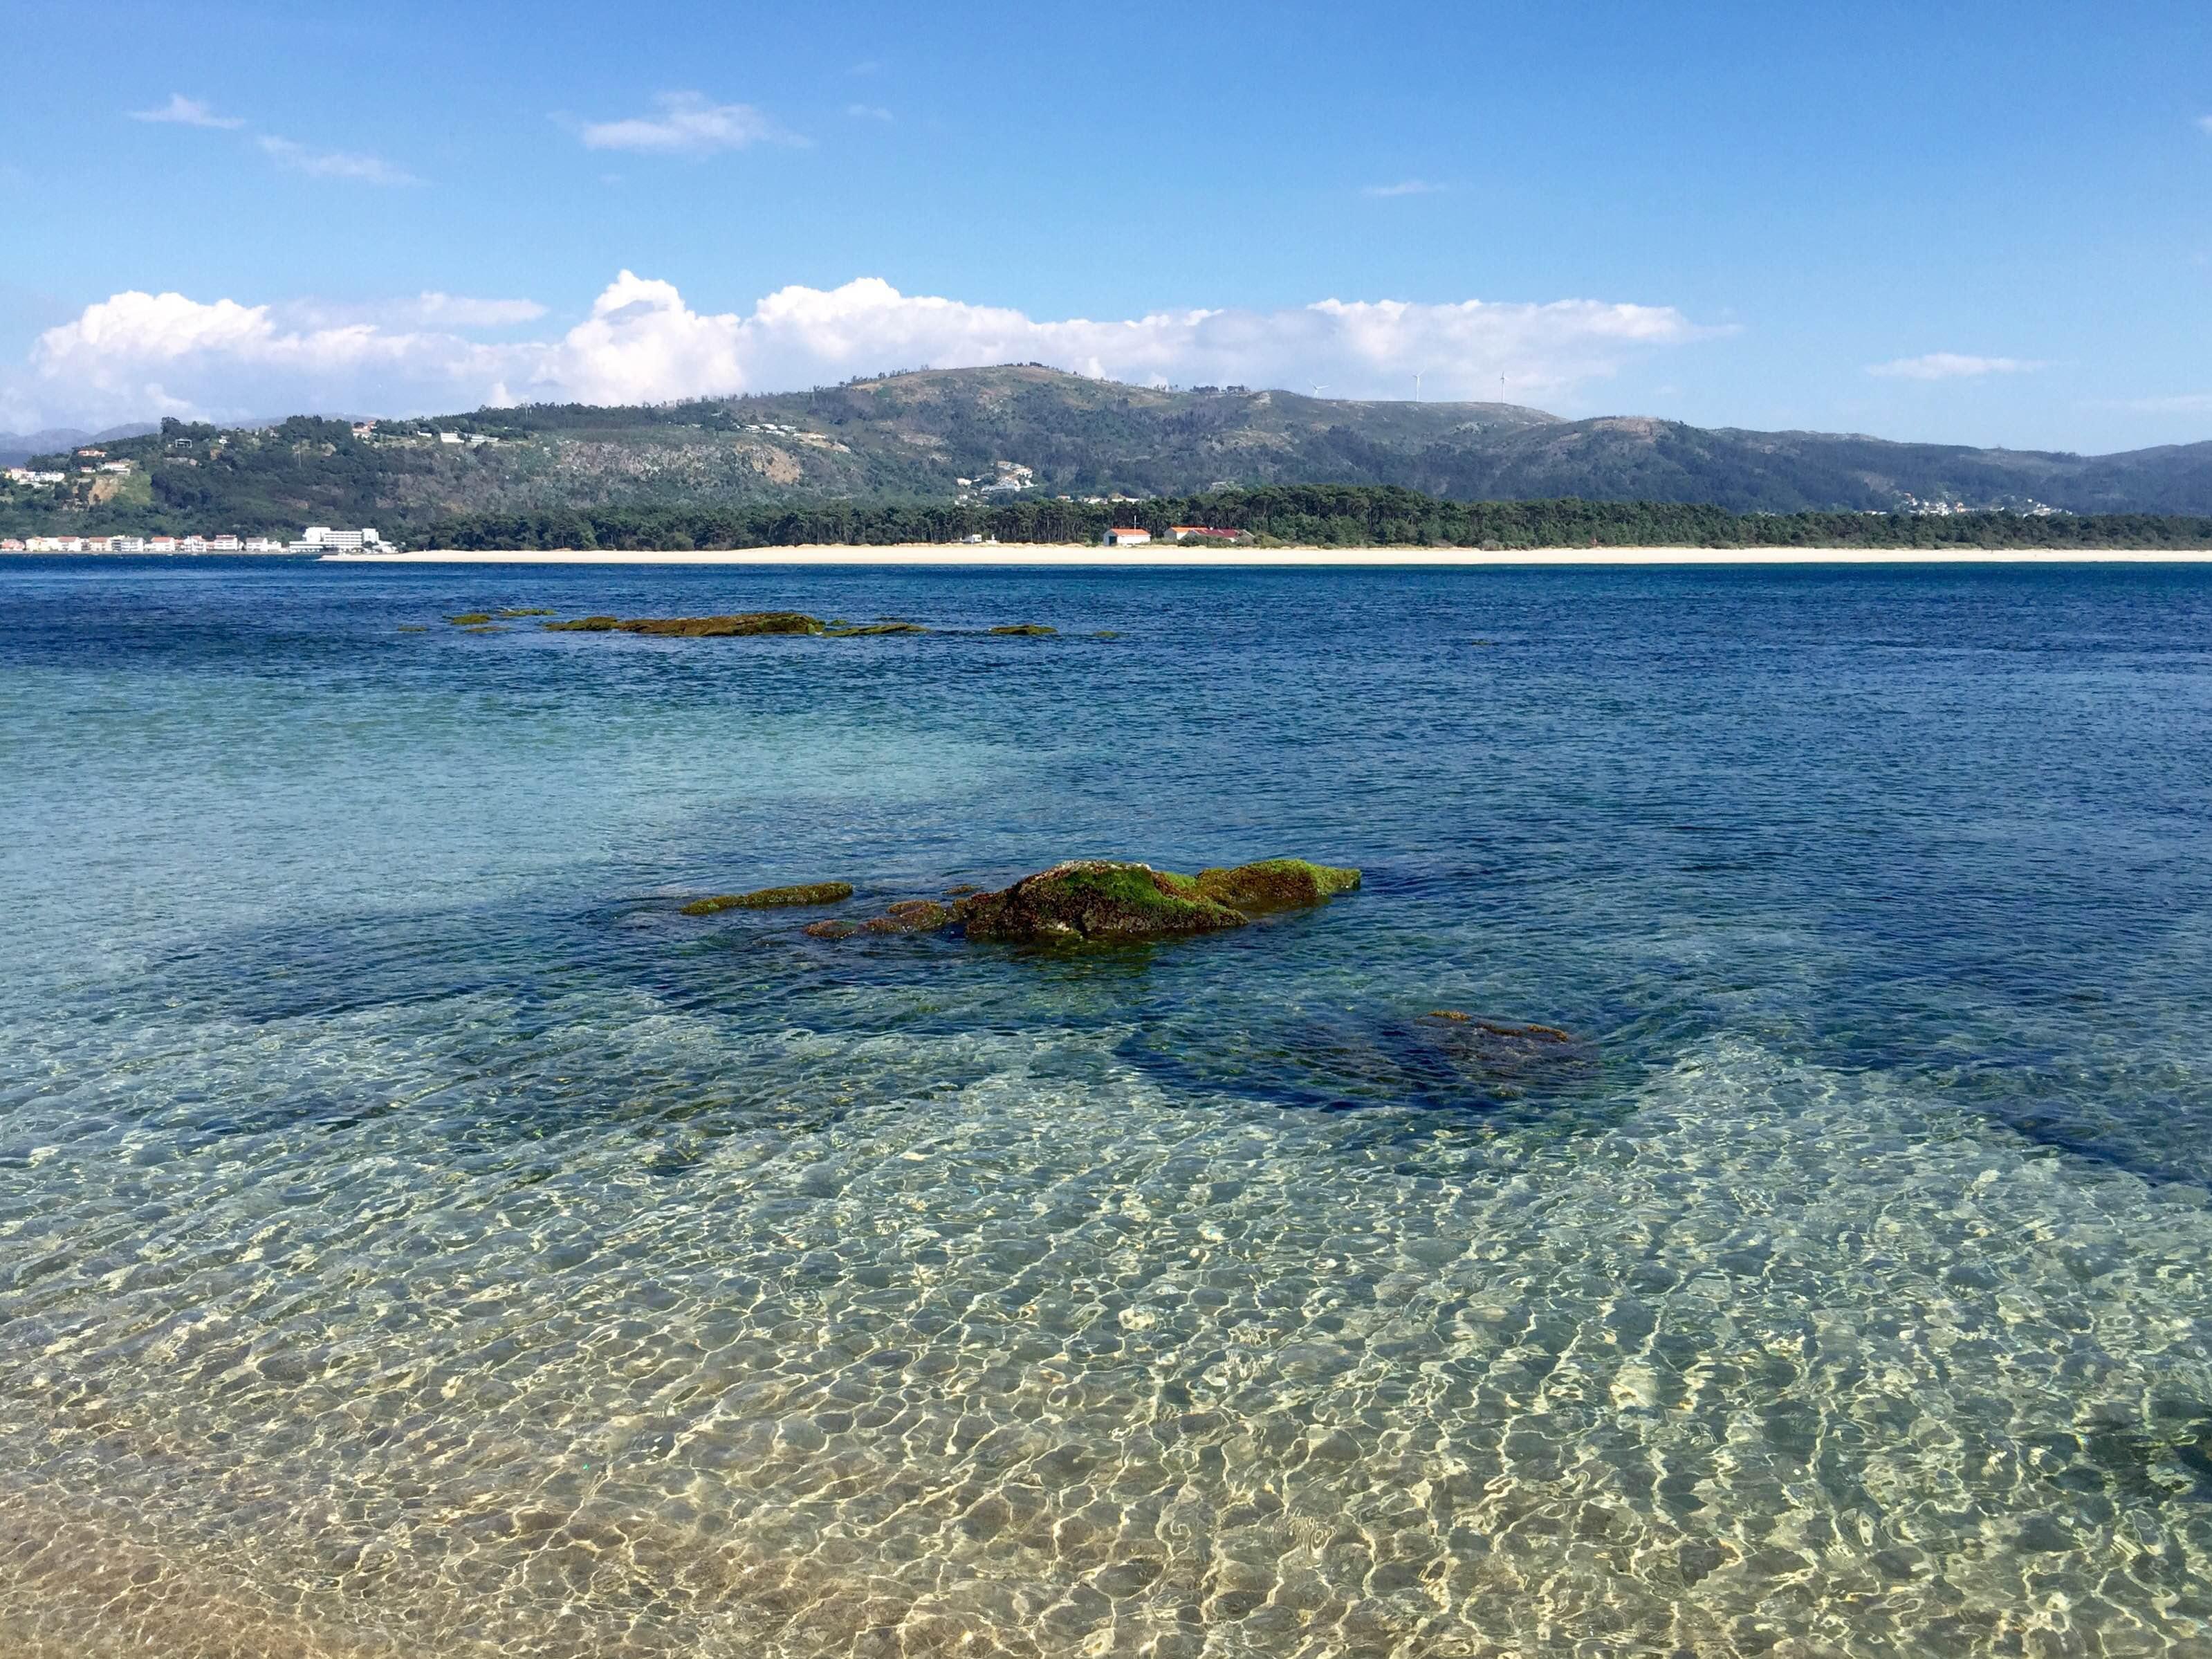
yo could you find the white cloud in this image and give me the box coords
[2197,115,2212,135]
[1363,181,1446,197]
[10,272,1713,428]
[847,104,894,122]
[1866,353,2047,381]
[130,93,244,129]
[259,136,420,185]
[2121,392,2212,414]
[276,293,551,331]
[23,289,512,425]
[580,92,798,154]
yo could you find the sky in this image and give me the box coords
[2,0,2207,452]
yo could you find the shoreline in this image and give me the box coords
[322,543,2212,567]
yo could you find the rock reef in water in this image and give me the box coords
[955,857,1361,944]
[863,899,957,934]
[681,881,854,916]
[446,612,494,625]
[824,621,928,636]
[989,623,1057,636]
[546,612,825,636]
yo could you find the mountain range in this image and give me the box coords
[0,423,158,469]
[4,367,2210,535]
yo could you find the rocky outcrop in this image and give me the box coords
[955,858,1360,944]
[681,881,854,916]
[546,612,824,636]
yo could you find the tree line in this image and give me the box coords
[419,484,2212,552]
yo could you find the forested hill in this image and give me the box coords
[6,364,2211,540]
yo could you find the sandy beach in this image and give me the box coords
[326,543,2212,567]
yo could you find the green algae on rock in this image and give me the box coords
[824,622,929,636]
[546,612,826,637]
[956,861,1260,944]
[1191,858,1362,913]
[800,918,860,940]
[989,624,1057,636]
[498,608,556,618]
[680,881,854,917]
[795,858,1359,946]
[446,612,495,625]
[863,899,957,934]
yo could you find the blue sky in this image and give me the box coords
[3,0,2207,452]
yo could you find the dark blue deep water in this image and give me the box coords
[3,558,2210,1657]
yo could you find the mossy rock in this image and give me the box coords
[460,625,506,634]
[863,899,957,934]
[955,861,1245,944]
[446,612,494,625]
[989,624,1057,636]
[547,613,824,637]
[499,607,555,618]
[1191,859,1361,913]
[802,919,860,940]
[824,622,930,637]
[1092,630,1121,639]
[680,881,854,916]
[955,856,1361,945]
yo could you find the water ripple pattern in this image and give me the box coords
[2,558,2211,1657]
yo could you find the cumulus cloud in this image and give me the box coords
[24,290,517,425]
[131,93,244,129]
[258,135,420,185]
[580,93,798,154]
[12,272,1713,428]
[1363,180,1446,197]
[1866,352,2047,381]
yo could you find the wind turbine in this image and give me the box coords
[1413,371,1423,398]
[1309,383,1329,398]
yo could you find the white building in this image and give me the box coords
[296,526,386,553]
[1103,526,1152,547]
[211,535,241,551]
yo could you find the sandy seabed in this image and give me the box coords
[326,544,2212,567]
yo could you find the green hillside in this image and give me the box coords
[5,365,2210,542]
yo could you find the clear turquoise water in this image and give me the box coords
[3,558,2210,1658]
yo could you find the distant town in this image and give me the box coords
[1,525,386,555]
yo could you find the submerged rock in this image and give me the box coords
[446,612,494,625]
[1190,859,1362,914]
[956,857,1358,944]
[547,612,826,637]
[801,919,860,940]
[824,621,929,636]
[681,881,854,916]
[990,623,1057,636]
[863,899,957,934]
[499,607,555,617]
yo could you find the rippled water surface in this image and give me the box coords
[4,558,2211,1658]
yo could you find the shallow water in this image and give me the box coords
[3,558,2211,1657]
